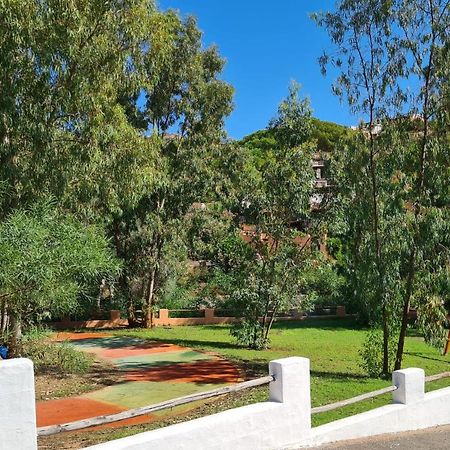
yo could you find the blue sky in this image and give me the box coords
[158,1,358,139]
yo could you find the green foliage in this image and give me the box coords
[416,296,449,350]
[230,319,267,350]
[360,328,397,377]
[268,80,313,148]
[0,0,158,218]
[316,0,450,375]
[0,201,120,325]
[211,84,335,349]
[311,118,353,152]
[301,260,346,306]
[158,270,199,310]
[90,9,238,325]
[241,118,350,157]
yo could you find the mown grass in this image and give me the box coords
[114,318,450,426]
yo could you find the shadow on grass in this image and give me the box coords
[271,318,366,332]
[310,370,369,381]
[404,351,450,365]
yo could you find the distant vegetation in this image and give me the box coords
[240,117,351,154]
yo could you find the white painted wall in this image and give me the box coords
[305,367,450,447]
[2,355,450,450]
[0,358,37,450]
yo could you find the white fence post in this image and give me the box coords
[393,367,425,405]
[269,357,311,444]
[0,358,37,450]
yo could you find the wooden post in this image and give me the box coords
[110,310,120,321]
[444,329,450,356]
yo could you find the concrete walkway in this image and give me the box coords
[312,425,450,449]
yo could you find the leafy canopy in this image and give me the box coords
[0,201,120,322]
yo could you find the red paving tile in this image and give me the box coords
[36,397,155,430]
[125,359,241,384]
[52,332,112,342]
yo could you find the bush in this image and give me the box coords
[231,319,267,350]
[360,328,396,377]
[21,329,93,375]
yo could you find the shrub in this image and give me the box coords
[360,328,396,377]
[21,329,93,375]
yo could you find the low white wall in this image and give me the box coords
[84,364,450,450]
[306,367,450,447]
[2,355,449,450]
[85,357,311,450]
[0,358,37,450]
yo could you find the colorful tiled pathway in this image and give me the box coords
[36,332,241,430]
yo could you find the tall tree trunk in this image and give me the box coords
[395,249,416,369]
[112,219,137,327]
[143,231,164,329]
[117,273,137,327]
[0,300,7,337]
[264,297,281,344]
[352,24,388,375]
[381,305,390,375]
[144,268,157,328]
[8,311,22,357]
[127,297,137,327]
[368,120,389,375]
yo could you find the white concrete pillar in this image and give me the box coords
[392,367,425,405]
[0,358,37,450]
[269,356,311,440]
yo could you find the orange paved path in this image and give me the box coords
[36,397,155,429]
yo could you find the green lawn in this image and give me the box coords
[114,318,450,426]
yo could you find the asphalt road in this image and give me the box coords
[312,425,450,449]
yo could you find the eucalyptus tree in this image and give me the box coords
[0,1,236,328]
[0,0,159,218]
[314,0,401,375]
[315,0,450,375]
[390,0,450,369]
[215,83,325,349]
[113,11,235,326]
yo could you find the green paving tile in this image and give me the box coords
[85,380,227,409]
[112,350,213,370]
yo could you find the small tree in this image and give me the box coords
[215,83,328,349]
[0,201,120,354]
